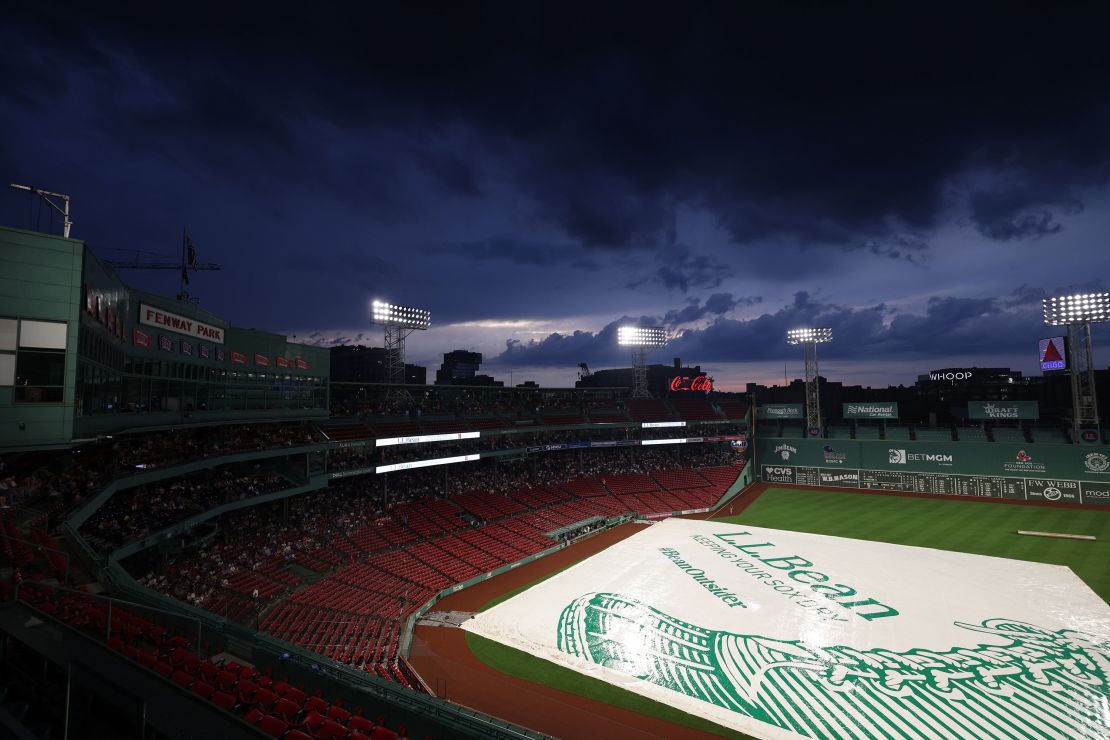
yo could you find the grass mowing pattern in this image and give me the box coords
[721,487,1110,603]
[466,555,754,738]
[467,487,1110,738]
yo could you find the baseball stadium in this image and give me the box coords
[3,221,1110,740]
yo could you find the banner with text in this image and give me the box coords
[757,404,804,419]
[967,400,1039,420]
[842,402,898,419]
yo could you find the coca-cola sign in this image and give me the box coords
[670,375,713,392]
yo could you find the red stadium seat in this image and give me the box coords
[257,714,288,738]
[211,690,236,711]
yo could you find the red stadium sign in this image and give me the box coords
[275,356,290,368]
[670,375,713,393]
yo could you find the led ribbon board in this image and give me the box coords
[376,431,479,447]
[375,454,479,474]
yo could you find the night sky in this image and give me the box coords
[3,3,1109,390]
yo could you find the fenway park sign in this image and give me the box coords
[670,375,713,392]
[139,303,225,344]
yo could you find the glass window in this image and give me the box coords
[0,318,16,350]
[19,320,67,349]
[0,353,13,385]
[17,350,65,387]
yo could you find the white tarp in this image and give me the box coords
[463,518,1110,739]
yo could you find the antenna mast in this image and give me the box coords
[10,183,72,238]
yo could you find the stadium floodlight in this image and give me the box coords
[1042,293,1110,325]
[1043,292,1108,443]
[786,328,833,437]
[786,327,833,345]
[370,298,431,404]
[618,326,668,347]
[618,325,667,399]
[371,300,431,329]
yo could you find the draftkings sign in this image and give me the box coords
[967,401,1039,420]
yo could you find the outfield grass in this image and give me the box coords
[466,487,1110,737]
[721,487,1110,603]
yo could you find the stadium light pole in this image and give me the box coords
[371,299,431,405]
[1043,292,1109,444]
[786,328,832,437]
[618,326,667,400]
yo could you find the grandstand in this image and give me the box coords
[4,222,1108,739]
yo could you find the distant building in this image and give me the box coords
[330,345,425,384]
[576,357,709,396]
[435,349,503,386]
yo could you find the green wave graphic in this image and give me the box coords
[556,592,1110,739]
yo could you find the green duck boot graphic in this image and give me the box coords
[557,592,1110,739]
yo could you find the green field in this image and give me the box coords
[466,487,1110,737]
[726,487,1110,602]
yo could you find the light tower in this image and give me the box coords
[786,327,832,437]
[618,326,667,399]
[371,299,431,405]
[1043,292,1109,444]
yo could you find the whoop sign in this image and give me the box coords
[670,375,713,392]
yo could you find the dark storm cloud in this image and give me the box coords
[662,292,761,325]
[4,2,1110,260]
[969,186,1083,242]
[493,286,1082,368]
[422,237,587,267]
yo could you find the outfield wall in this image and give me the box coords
[756,437,1110,505]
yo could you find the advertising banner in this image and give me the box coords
[138,302,225,344]
[275,356,290,368]
[967,400,1039,420]
[254,353,270,367]
[842,402,898,419]
[757,404,804,419]
[758,438,1110,483]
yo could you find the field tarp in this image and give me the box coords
[464,518,1110,739]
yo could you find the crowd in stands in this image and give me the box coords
[84,466,293,553]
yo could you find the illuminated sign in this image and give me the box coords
[670,375,713,392]
[928,370,973,381]
[376,453,480,474]
[641,438,688,446]
[139,303,225,344]
[376,431,480,447]
[642,421,686,429]
[1039,336,1066,371]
